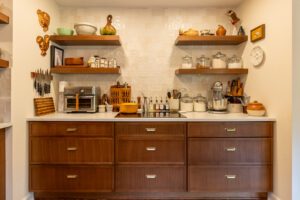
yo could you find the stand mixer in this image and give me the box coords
[208,81,228,113]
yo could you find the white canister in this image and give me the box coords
[180,102,194,112]
[212,52,227,69]
[99,105,106,113]
[106,105,113,112]
[228,103,243,113]
[169,98,180,111]
[194,102,206,112]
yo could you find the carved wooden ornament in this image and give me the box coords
[37,9,50,32]
[36,35,50,56]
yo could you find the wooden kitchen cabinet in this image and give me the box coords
[29,121,273,200]
[0,129,5,200]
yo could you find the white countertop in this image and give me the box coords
[27,112,276,122]
[0,122,12,129]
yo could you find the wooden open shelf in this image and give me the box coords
[175,68,248,75]
[0,59,9,68]
[50,35,121,46]
[175,35,248,46]
[0,12,9,24]
[50,66,121,74]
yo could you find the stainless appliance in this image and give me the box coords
[64,86,100,113]
[208,81,228,114]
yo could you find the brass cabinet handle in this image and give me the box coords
[146,147,156,151]
[66,175,78,179]
[225,175,237,179]
[225,128,236,133]
[145,174,157,179]
[225,147,237,152]
[66,128,77,132]
[145,128,156,133]
[67,147,78,151]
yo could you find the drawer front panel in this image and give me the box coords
[116,166,186,192]
[188,138,272,165]
[116,122,185,136]
[188,122,273,138]
[117,138,185,164]
[30,138,113,164]
[188,166,272,192]
[30,165,113,192]
[30,122,114,137]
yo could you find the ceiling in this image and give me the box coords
[55,0,245,8]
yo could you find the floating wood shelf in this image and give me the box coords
[50,35,121,46]
[175,68,248,75]
[0,59,9,68]
[175,35,248,46]
[0,12,9,24]
[50,66,121,74]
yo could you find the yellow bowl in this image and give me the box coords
[119,103,138,114]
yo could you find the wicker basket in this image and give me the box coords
[110,87,131,109]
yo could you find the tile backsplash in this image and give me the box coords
[55,7,245,99]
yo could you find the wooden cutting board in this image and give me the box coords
[34,97,55,116]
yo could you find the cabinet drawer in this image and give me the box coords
[30,138,113,164]
[188,166,272,192]
[116,122,185,136]
[188,122,273,138]
[117,138,185,164]
[30,165,113,192]
[116,166,186,192]
[29,122,114,137]
[188,138,272,165]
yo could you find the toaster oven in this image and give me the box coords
[64,86,100,113]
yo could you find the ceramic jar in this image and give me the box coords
[247,101,266,116]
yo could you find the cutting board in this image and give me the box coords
[34,97,55,116]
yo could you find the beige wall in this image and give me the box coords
[293,0,300,199]
[12,0,60,199]
[237,0,292,200]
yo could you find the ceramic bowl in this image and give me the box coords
[57,28,74,36]
[74,23,97,35]
[247,109,266,117]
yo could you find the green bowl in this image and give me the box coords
[57,28,74,36]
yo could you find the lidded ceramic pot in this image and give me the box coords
[247,101,266,116]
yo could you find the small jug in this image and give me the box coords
[216,25,227,36]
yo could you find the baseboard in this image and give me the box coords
[22,193,34,200]
[268,193,281,200]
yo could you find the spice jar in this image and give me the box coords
[212,52,227,69]
[228,55,243,69]
[181,56,193,69]
[196,55,211,68]
[193,94,207,112]
[180,94,194,112]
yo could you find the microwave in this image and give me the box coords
[64,86,100,113]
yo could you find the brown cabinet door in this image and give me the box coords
[30,165,114,192]
[188,138,272,165]
[188,166,272,192]
[0,130,5,200]
[30,122,114,137]
[116,122,186,136]
[117,137,185,164]
[188,122,273,138]
[116,166,186,192]
[30,138,113,164]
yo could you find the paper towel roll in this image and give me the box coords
[59,81,68,93]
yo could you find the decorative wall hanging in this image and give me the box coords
[50,45,64,67]
[36,35,50,56]
[251,24,265,43]
[226,10,240,25]
[37,9,50,32]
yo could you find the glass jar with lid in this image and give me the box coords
[228,55,243,69]
[181,56,193,69]
[193,94,207,112]
[212,52,227,69]
[180,94,194,112]
[196,55,211,68]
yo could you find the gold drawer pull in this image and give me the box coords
[145,174,157,179]
[225,128,236,133]
[225,175,237,179]
[67,147,78,151]
[145,128,156,133]
[66,175,78,179]
[146,147,156,151]
[66,128,77,132]
[225,147,237,152]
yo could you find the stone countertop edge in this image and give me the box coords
[0,122,12,129]
[26,112,276,122]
